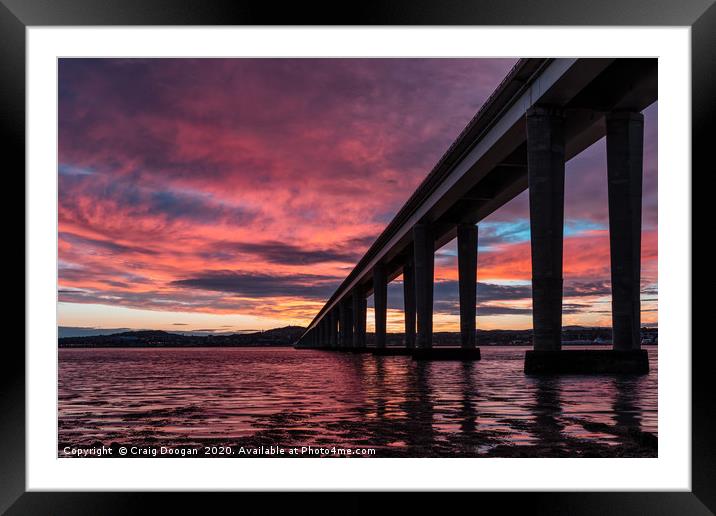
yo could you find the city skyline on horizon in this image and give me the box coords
[58,58,658,334]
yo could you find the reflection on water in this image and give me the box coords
[58,346,657,457]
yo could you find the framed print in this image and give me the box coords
[5,0,710,513]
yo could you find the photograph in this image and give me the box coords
[57,56,659,460]
[6,0,709,508]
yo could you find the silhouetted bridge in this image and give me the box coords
[295,58,656,374]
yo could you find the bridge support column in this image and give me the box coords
[524,107,648,375]
[329,309,338,348]
[322,319,329,348]
[413,223,434,349]
[607,112,644,351]
[457,223,478,349]
[338,301,348,348]
[526,106,565,352]
[353,291,367,349]
[403,260,416,348]
[373,263,388,348]
[344,299,354,348]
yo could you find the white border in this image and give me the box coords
[27,27,691,491]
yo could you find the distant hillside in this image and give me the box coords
[59,326,133,338]
[58,326,306,348]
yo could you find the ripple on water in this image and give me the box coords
[58,346,657,457]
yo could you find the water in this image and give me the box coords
[58,346,657,457]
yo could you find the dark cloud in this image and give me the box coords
[171,270,341,299]
[59,287,276,315]
[475,305,531,316]
[60,232,158,256]
[642,283,659,296]
[59,261,152,287]
[376,280,616,316]
[203,240,361,266]
[60,175,258,227]
[145,189,254,224]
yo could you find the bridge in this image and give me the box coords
[295,58,656,374]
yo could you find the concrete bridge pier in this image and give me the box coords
[403,260,416,349]
[339,299,353,350]
[523,106,567,370]
[322,318,330,348]
[373,262,388,349]
[345,299,354,349]
[524,107,648,374]
[373,260,416,357]
[607,111,644,352]
[526,106,565,353]
[352,290,368,351]
[338,302,346,348]
[457,223,478,349]
[329,309,338,348]
[413,223,434,350]
[409,222,482,361]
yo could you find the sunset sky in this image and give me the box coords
[58,58,657,335]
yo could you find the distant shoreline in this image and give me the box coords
[59,343,659,350]
[58,326,658,349]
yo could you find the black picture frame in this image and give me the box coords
[3,0,708,513]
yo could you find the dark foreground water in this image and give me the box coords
[58,346,657,458]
